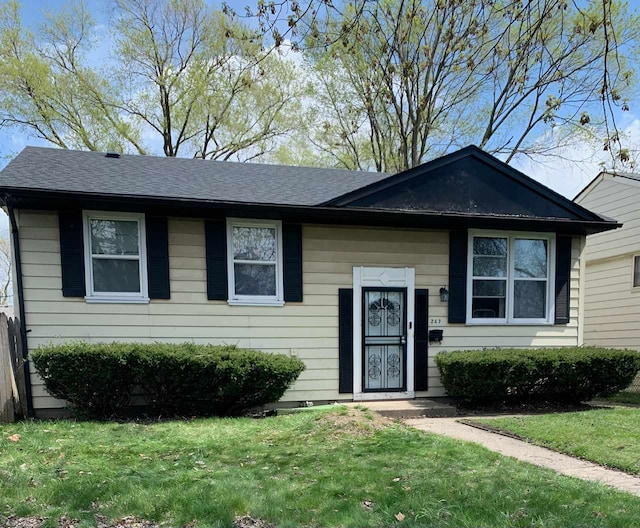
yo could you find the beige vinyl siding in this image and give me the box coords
[583,255,640,349]
[577,176,640,262]
[576,174,640,350]
[18,210,583,412]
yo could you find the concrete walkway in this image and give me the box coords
[406,417,640,497]
[346,398,456,418]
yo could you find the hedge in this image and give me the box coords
[31,342,305,419]
[435,347,640,405]
[134,343,306,416]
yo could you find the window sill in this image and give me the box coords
[85,296,150,304]
[466,320,554,326]
[227,299,285,307]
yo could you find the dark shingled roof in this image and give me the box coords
[0,146,390,206]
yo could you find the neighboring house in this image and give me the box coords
[0,145,618,417]
[575,171,640,349]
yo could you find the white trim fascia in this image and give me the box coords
[575,171,640,203]
[574,172,607,203]
[226,218,284,306]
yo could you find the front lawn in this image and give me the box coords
[2,408,640,528]
[473,408,640,475]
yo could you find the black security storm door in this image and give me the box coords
[362,288,407,392]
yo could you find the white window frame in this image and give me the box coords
[226,218,284,306]
[466,230,556,325]
[83,211,149,303]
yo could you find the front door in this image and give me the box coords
[362,288,407,392]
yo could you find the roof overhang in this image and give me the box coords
[0,187,620,236]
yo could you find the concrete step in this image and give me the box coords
[348,398,457,419]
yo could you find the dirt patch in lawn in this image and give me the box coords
[1,516,278,528]
[233,516,276,528]
[2,516,161,528]
[2,516,46,528]
[313,408,392,438]
[96,516,158,528]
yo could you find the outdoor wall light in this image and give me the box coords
[439,287,449,302]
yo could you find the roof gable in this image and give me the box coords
[326,145,602,221]
[575,170,640,203]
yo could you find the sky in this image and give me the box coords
[2,0,640,202]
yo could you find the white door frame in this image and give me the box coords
[352,266,415,401]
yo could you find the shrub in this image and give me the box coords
[435,347,640,405]
[134,343,306,417]
[31,341,138,419]
[31,342,305,419]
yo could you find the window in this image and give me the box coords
[83,211,148,302]
[634,256,640,288]
[468,231,555,324]
[226,218,283,305]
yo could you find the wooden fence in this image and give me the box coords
[0,313,29,422]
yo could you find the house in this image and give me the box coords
[0,145,618,417]
[575,171,640,351]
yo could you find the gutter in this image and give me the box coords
[5,196,34,418]
[0,187,622,236]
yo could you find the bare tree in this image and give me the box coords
[0,0,305,160]
[0,1,143,153]
[256,0,639,172]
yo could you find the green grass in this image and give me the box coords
[2,408,640,528]
[605,392,640,405]
[474,408,640,475]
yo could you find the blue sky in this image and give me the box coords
[0,0,251,164]
[2,0,640,199]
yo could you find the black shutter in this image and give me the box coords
[145,216,170,299]
[205,220,228,301]
[555,236,572,324]
[283,223,303,302]
[59,210,85,297]
[338,288,354,393]
[414,289,429,391]
[448,230,468,323]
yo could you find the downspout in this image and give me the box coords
[5,195,34,417]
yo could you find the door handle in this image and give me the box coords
[401,335,406,345]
